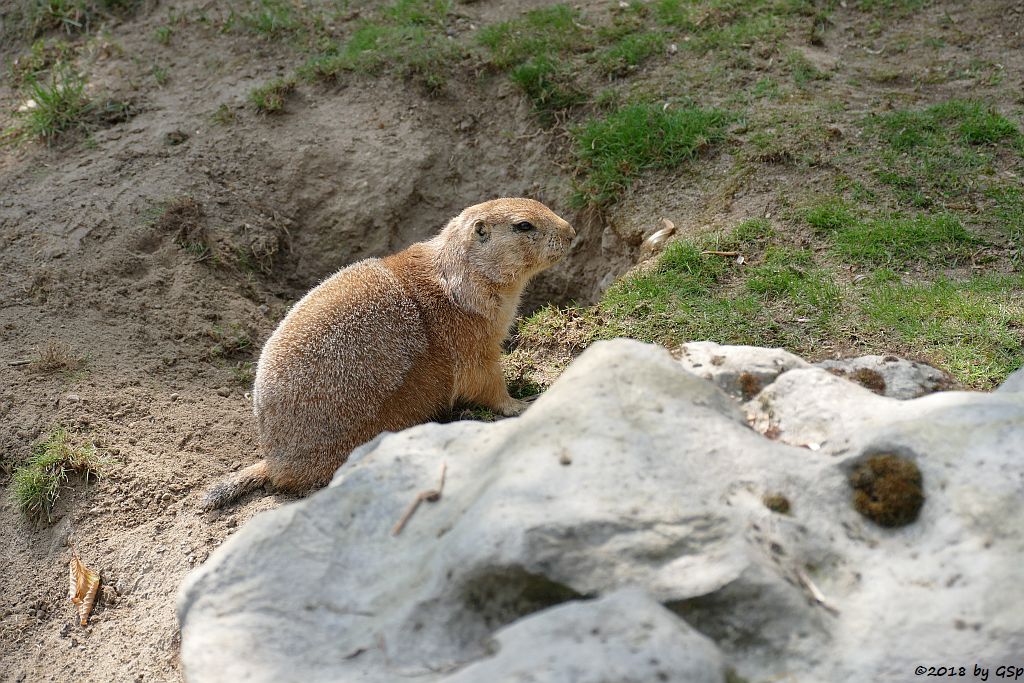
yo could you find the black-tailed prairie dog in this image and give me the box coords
[202,198,575,510]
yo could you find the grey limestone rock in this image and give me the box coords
[178,339,1024,683]
[677,340,809,400]
[996,365,1024,394]
[815,354,957,399]
[438,588,725,683]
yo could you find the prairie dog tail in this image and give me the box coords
[200,461,269,511]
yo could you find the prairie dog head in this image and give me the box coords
[434,198,575,314]
[444,198,575,281]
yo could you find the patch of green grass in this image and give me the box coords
[597,31,665,77]
[596,241,785,348]
[930,100,1020,146]
[746,247,841,320]
[26,0,140,36]
[509,57,585,121]
[745,129,794,165]
[477,4,593,107]
[653,0,810,52]
[154,24,172,44]
[733,217,776,242]
[298,0,458,92]
[854,0,930,14]
[865,100,1020,207]
[151,64,168,86]
[219,0,334,47]
[862,273,1024,387]
[652,0,690,28]
[592,233,824,349]
[517,217,1020,390]
[238,0,302,37]
[478,5,586,69]
[211,103,237,125]
[750,76,782,100]
[594,88,624,111]
[8,38,76,86]
[299,24,386,79]
[571,103,729,207]
[385,0,452,26]
[12,427,102,522]
[787,51,829,87]
[230,361,255,386]
[986,184,1024,266]
[249,77,296,113]
[29,0,88,34]
[872,100,1020,152]
[806,200,976,267]
[7,64,92,145]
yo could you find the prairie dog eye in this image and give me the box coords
[512,221,536,232]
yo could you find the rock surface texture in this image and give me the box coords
[178,340,1024,683]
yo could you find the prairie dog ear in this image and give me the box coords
[474,219,490,242]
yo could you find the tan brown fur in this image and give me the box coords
[201,198,575,510]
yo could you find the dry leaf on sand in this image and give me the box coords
[69,551,100,626]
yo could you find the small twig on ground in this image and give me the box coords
[8,360,31,366]
[391,461,447,536]
[795,566,840,616]
[701,250,740,257]
[516,129,545,141]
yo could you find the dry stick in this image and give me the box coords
[701,250,740,257]
[391,461,447,536]
[8,360,31,366]
[795,566,839,616]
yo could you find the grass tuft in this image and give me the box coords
[249,77,296,114]
[30,0,88,34]
[27,0,141,36]
[652,0,800,51]
[154,24,172,44]
[12,427,103,522]
[787,51,829,87]
[239,0,302,37]
[297,0,458,92]
[31,339,86,373]
[9,63,91,145]
[9,38,75,86]
[733,217,776,242]
[597,31,665,77]
[207,323,254,359]
[211,103,237,125]
[571,103,729,207]
[478,5,585,69]
[509,57,585,121]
